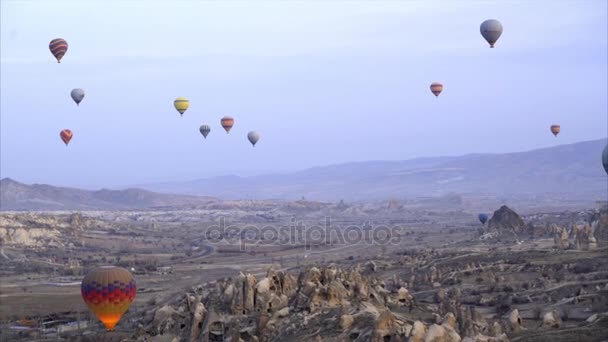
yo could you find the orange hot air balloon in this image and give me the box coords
[49,38,68,63]
[430,82,443,97]
[81,266,136,331]
[550,125,560,137]
[60,129,73,146]
[221,116,235,133]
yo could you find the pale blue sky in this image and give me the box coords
[1,0,606,189]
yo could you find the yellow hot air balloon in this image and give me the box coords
[174,97,189,116]
[550,125,560,137]
[81,266,136,331]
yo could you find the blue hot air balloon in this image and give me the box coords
[478,213,489,225]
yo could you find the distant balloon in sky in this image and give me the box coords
[71,88,85,106]
[478,213,489,225]
[174,97,189,116]
[81,266,136,331]
[430,82,443,97]
[60,129,73,146]
[221,116,234,133]
[248,131,260,147]
[602,144,608,175]
[199,124,210,139]
[49,38,68,63]
[480,19,503,48]
[550,125,560,137]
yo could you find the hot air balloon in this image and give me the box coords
[174,97,189,116]
[71,88,85,106]
[81,266,136,331]
[480,19,503,48]
[430,82,443,97]
[248,131,260,147]
[602,143,608,175]
[200,124,211,139]
[221,116,234,133]
[49,38,68,63]
[478,213,489,225]
[60,129,73,146]
[550,125,560,137]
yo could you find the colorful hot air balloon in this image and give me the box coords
[430,82,443,97]
[81,266,136,331]
[200,124,211,139]
[221,116,234,133]
[71,88,85,106]
[49,38,68,63]
[478,213,489,225]
[60,129,73,146]
[247,131,260,147]
[602,143,608,175]
[174,97,189,116]
[480,19,503,48]
[550,125,560,137]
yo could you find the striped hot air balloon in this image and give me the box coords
[81,266,136,331]
[49,38,68,63]
[480,19,503,48]
[550,125,560,137]
[199,124,211,138]
[60,129,73,146]
[221,116,235,133]
[430,82,443,97]
[174,97,189,116]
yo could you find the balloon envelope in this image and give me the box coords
[602,144,608,175]
[71,88,85,106]
[49,38,68,63]
[478,213,489,225]
[430,82,443,97]
[60,129,73,146]
[174,97,189,116]
[81,266,136,331]
[200,125,211,138]
[248,131,260,146]
[221,116,235,133]
[550,125,560,137]
[480,19,503,48]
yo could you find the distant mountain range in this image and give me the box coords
[0,178,216,211]
[135,138,608,202]
[2,139,606,210]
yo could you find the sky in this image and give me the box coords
[1,0,607,189]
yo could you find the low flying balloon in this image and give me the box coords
[174,97,189,116]
[550,125,560,137]
[248,131,260,147]
[71,88,85,106]
[430,82,443,97]
[221,116,235,133]
[60,129,73,146]
[199,124,211,139]
[480,19,503,48]
[602,144,608,175]
[81,266,136,331]
[478,213,489,225]
[49,38,68,63]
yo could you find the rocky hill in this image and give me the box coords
[136,138,608,202]
[0,178,217,211]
